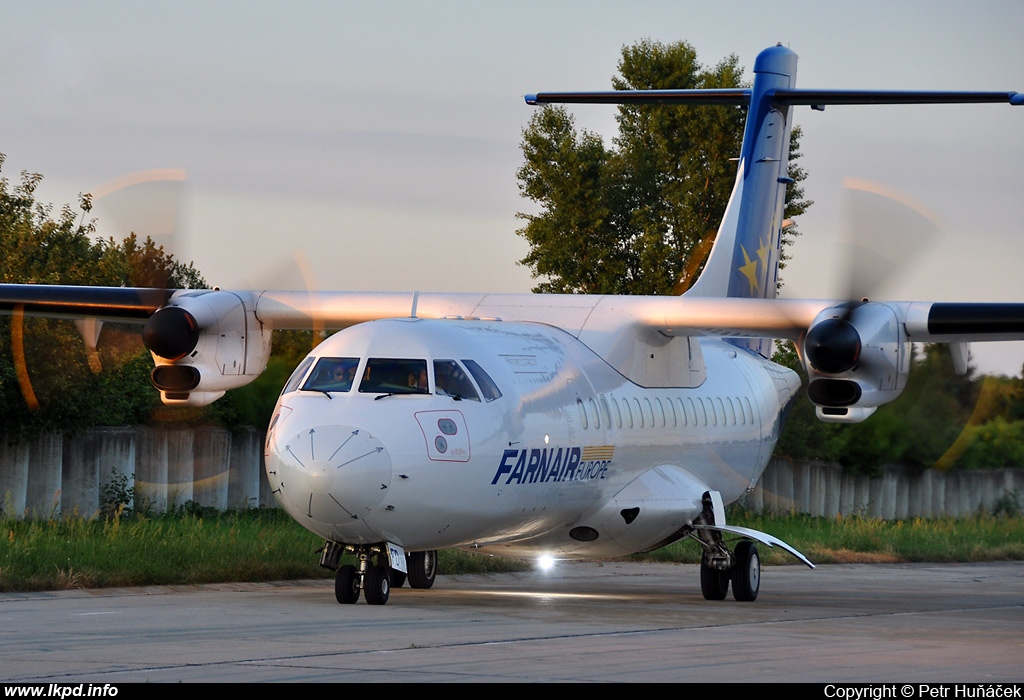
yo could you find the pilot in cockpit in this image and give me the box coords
[320,358,358,391]
[434,360,477,400]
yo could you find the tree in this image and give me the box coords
[0,156,209,435]
[516,39,810,295]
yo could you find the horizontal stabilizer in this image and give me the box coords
[526,88,751,106]
[772,89,1022,106]
[526,89,1022,108]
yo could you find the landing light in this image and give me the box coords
[537,554,556,571]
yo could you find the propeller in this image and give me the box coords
[802,178,943,376]
[836,178,943,303]
[8,169,188,414]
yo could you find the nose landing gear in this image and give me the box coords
[322,541,439,605]
[322,542,392,605]
[333,549,391,605]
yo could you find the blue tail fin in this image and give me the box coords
[685,45,798,301]
[526,44,800,312]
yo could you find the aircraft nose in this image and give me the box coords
[269,424,392,524]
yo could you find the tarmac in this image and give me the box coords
[1,561,1022,683]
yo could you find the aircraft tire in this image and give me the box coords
[731,541,760,602]
[407,550,437,589]
[365,565,391,605]
[700,557,729,600]
[390,569,407,588]
[335,565,360,604]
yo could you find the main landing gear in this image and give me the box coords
[699,538,760,602]
[322,541,438,605]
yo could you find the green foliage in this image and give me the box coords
[839,345,978,473]
[516,39,809,295]
[0,508,329,591]
[98,471,154,519]
[110,232,207,289]
[771,341,846,462]
[4,508,1020,592]
[955,418,1024,469]
[634,511,1024,565]
[0,155,217,436]
[775,341,1024,474]
[226,330,317,428]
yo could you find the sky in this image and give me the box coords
[2,0,1022,375]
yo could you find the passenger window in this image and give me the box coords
[462,359,502,401]
[359,358,429,395]
[600,396,612,429]
[434,360,480,401]
[301,357,360,393]
[282,356,315,395]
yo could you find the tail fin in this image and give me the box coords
[526,44,800,310]
[685,45,798,301]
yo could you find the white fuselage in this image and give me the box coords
[264,318,800,559]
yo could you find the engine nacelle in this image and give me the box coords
[142,290,272,406]
[800,302,910,423]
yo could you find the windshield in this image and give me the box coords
[301,357,360,392]
[358,358,430,395]
[434,359,479,401]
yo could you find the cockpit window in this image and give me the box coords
[462,359,502,402]
[302,357,360,393]
[434,360,479,401]
[282,356,316,395]
[359,358,429,395]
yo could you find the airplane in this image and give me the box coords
[1,44,1022,605]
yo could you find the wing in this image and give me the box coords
[1,283,1021,418]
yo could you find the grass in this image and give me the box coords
[2,507,1022,592]
[634,510,1024,565]
[0,507,525,592]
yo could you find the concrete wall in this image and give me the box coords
[0,429,1020,519]
[0,427,270,518]
[745,458,1022,518]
